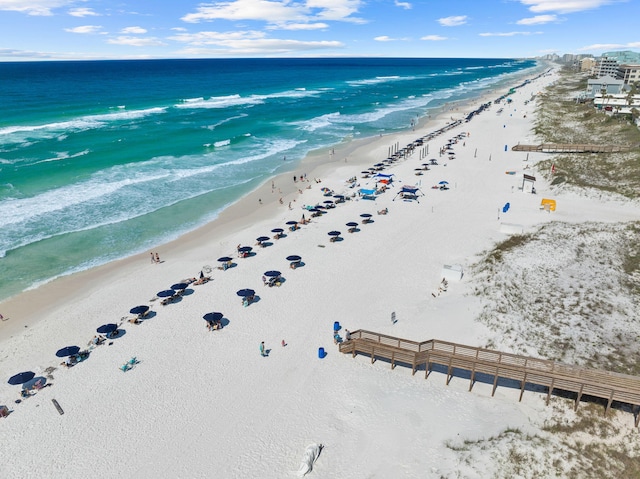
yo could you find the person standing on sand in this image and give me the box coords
[151,252,155,264]
[260,341,266,357]
[155,253,160,263]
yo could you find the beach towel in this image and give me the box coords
[296,443,323,477]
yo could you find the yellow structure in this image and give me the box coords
[540,198,556,211]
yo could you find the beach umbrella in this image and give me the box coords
[360,213,372,219]
[171,283,188,291]
[264,270,281,277]
[236,288,255,297]
[328,231,341,237]
[286,255,301,262]
[256,236,270,242]
[333,195,344,199]
[346,222,358,227]
[203,312,223,322]
[238,246,252,253]
[323,200,334,204]
[8,371,35,385]
[439,181,449,185]
[56,346,80,358]
[271,228,284,234]
[157,290,175,298]
[217,256,233,263]
[96,323,118,334]
[286,221,298,226]
[129,305,149,315]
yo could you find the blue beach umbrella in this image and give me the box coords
[328,231,341,237]
[171,283,189,291]
[264,270,281,277]
[97,323,118,334]
[360,213,372,219]
[346,222,358,227]
[238,246,252,253]
[203,312,223,322]
[217,256,233,263]
[56,346,80,358]
[271,228,284,234]
[236,288,255,297]
[286,221,298,226]
[439,180,449,185]
[129,305,149,315]
[157,289,175,298]
[256,236,270,242]
[286,255,301,262]
[8,371,35,385]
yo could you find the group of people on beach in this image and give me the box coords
[150,252,161,264]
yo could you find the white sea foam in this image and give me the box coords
[0,107,167,140]
[213,139,231,148]
[175,89,322,110]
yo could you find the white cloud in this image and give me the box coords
[578,41,640,51]
[181,0,364,25]
[68,7,99,17]
[516,14,557,24]
[274,22,329,30]
[169,30,267,45]
[421,35,447,41]
[519,0,616,14]
[373,35,409,42]
[168,29,343,54]
[438,15,467,27]
[64,25,103,34]
[0,0,74,15]
[121,26,147,34]
[176,38,344,56]
[479,31,542,36]
[394,0,412,9]
[107,36,167,47]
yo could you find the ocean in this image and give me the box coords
[0,57,537,301]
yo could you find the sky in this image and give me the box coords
[0,0,639,61]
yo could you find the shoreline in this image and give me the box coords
[0,63,546,339]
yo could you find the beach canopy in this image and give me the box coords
[203,312,223,322]
[375,173,394,178]
[129,305,149,315]
[256,236,270,242]
[271,228,284,234]
[286,255,301,262]
[157,289,175,298]
[328,231,341,236]
[8,371,35,385]
[217,256,233,262]
[56,346,80,358]
[264,270,281,277]
[171,283,189,291]
[359,189,376,196]
[97,323,118,334]
[236,288,255,297]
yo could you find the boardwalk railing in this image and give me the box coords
[339,330,640,425]
[511,143,638,153]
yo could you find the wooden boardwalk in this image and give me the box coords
[511,143,637,153]
[339,330,640,425]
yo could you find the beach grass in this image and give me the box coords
[533,68,640,198]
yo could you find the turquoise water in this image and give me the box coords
[0,58,537,300]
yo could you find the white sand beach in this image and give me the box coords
[3,66,640,478]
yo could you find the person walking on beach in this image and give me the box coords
[260,341,266,357]
[155,253,160,264]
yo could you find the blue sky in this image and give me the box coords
[0,0,638,61]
